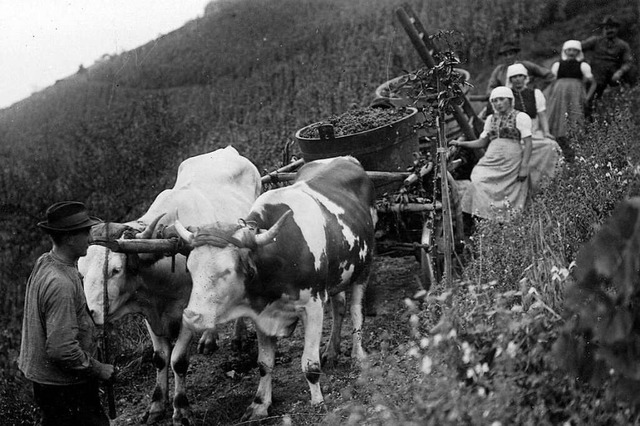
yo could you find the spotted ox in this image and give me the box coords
[78,146,261,425]
[175,156,376,421]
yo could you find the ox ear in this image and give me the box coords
[254,210,293,247]
[175,219,195,245]
[135,213,167,239]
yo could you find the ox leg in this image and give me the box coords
[197,328,219,354]
[350,279,367,362]
[171,325,194,426]
[321,291,346,368]
[301,299,325,405]
[142,321,170,424]
[231,318,248,352]
[241,330,276,421]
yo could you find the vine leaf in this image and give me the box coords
[554,197,640,401]
[574,197,640,300]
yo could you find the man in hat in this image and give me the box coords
[486,40,555,96]
[19,201,114,425]
[581,15,633,103]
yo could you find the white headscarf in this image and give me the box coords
[561,40,584,61]
[505,63,530,88]
[490,86,514,101]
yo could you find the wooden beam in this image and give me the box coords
[395,6,478,140]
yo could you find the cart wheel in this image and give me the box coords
[418,246,437,291]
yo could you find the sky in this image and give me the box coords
[0,0,213,109]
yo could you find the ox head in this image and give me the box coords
[176,210,292,331]
[78,214,165,324]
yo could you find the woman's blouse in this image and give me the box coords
[551,59,593,79]
[480,110,532,141]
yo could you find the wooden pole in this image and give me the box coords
[437,100,453,287]
[395,6,479,141]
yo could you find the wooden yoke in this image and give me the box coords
[395,5,482,140]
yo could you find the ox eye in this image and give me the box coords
[111,266,122,275]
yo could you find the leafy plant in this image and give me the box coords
[554,197,640,404]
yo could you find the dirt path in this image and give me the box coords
[109,255,421,426]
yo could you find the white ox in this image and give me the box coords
[78,146,261,425]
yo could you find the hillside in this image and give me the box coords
[2,0,640,424]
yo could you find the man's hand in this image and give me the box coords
[92,359,116,382]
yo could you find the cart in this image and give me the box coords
[261,106,465,290]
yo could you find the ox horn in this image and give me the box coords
[135,213,167,240]
[254,210,293,247]
[174,219,195,245]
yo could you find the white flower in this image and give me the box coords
[421,356,433,374]
[409,314,419,327]
[461,342,472,364]
[433,334,443,346]
[404,298,416,309]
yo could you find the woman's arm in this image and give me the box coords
[450,136,489,149]
[537,110,554,139]
[581,62,597,102]
[534,89,554,139]
[519,135,533,181]
[585,77,597,102]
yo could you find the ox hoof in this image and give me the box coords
[240,404,269,423]
[321,348,339,369]
[172,417,191,426]
[197,338,218,355]
[173,410,192,426]
[321,354,337,369]
[141,409,165,425]
[230,337,245,353]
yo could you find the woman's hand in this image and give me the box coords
[544,133,556,140]
[517,165,529,182]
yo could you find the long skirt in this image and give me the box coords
[529,135,563,193]
[459,138,528,222]
[546,78,586,138]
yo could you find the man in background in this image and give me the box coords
[581,15,634,107]
[484,40,554,117]
[18,201,114,426]
[487,40,555,95]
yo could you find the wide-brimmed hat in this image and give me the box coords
[599,15,620,27]
[498,40,521,55]
[38,201,101,232]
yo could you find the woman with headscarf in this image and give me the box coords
[506,63,562,193]
[545,40,597,160]
[450,87,532,222]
